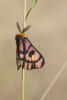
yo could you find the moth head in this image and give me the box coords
[15,32,27,41]
[16,21,31,36]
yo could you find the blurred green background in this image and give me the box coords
[0,0,67,100]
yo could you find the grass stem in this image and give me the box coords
[22,69,25,100]
[40,61,67,100]
[22,0,26,100]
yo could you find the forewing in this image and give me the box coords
[16,39,24,70]
[24,37,45,70]
[16,37,45,70]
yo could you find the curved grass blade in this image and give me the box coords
[26,0,37,20]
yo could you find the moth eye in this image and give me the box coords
[29,50,35,57]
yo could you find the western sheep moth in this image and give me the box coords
[15,22,45,70]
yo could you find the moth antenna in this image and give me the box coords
[22,25,31,33]
[17,21,22,32]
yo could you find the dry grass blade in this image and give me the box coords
[40,61,67,100]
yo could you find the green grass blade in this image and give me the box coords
[26,0,37,20]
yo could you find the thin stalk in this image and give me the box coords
[22,69,25,100]
[23,0,26,29]
[22,0,26,100]
[40,61,67,100]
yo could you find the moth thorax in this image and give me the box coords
[16,32,27,37]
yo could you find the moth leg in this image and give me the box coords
[17,65,21,70]
[17,60,21,70]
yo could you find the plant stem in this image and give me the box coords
[40,61,67,100]
[23,0,26,29]
[22,0,26,100]
[22,69,25,100]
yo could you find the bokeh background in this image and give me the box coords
[0,0,67,100]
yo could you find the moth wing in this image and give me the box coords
[16,40,24,70]
[24,37,45,70]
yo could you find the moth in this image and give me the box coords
[15,22,45,70]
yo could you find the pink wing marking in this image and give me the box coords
[35,58,43,68]
[19,43,23,52]
[26,53,32,61]
[20,53,24,58]
[26,46,40,61]
[25,39,30,51]
[34,50,40,61]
